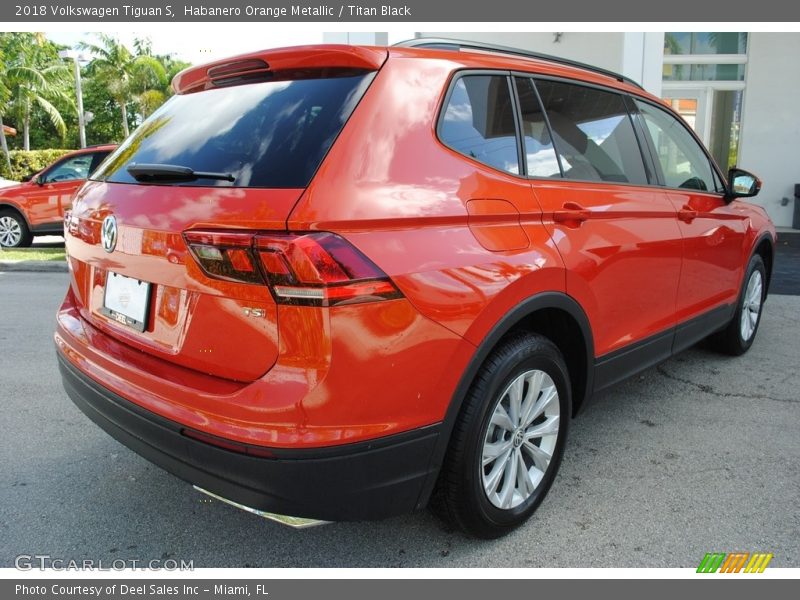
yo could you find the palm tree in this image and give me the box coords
[0,44,13,173]
[80,34,166,138]
[2,33,73,151]
[7,63,72,150]
[129,55,168,119]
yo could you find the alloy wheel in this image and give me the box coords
[481,369,560,510]
[0,215,22,247]
[740,270,763,341]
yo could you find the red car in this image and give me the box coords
[0,144,116,248]
[55,40,775,538]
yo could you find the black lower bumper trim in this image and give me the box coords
[57,352,440,521]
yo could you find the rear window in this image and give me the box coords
[93,71,375,188]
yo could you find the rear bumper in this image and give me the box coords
[57,351,441,521]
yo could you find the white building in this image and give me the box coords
[325,32,800,227]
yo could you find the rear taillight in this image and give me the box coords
[183,230,403,307]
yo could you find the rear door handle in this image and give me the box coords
[553,202,590,225]
[678,208,698,223]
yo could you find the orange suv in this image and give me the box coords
[55,40,775,538]
[0,144,116,248]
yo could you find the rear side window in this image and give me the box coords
[89,151,111,175]
[94,71,374,188]
[439,75,520,175]
[514,77,561,178]
[534,80,648,185]
[634,99,720,192]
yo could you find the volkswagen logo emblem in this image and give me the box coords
[101,215,117,253]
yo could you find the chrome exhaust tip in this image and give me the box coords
[193,486,330,529]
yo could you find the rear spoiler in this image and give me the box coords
[172,45,388,94]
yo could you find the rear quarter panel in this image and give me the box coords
[288,52,568,423]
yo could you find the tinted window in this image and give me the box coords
[514,78,561,178]
[439,75,519,175]
[635,99,719,192]
[534,80,648,185]
[89,151,112,175]
[94,71,374,188]
[44,154,92,183]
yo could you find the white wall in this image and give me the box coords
[622,32,665,96]
[323,32,388,45]
[738,32,800,227]
[419,32,663,95]
[420,32,625,72]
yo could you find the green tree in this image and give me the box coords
[0,32,74,151]
[80,34,168,138]
[0,41,13,173]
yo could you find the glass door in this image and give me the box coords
[662,87,743,171]
[662,88,711,146]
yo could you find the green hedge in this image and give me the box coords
[0,149,73,181]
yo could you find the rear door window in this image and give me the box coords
[513,77,561,178]
[93,71,375,188]
[439,75,520,175]
[534,79,649,185]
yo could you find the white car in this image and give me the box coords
[0,177,18,188]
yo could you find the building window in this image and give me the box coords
[662,32,747,170]
[663,64,745,82]
[664,33,747,56]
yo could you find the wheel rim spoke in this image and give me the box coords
[515,451,535,497]
[522,440,552,472]
[482,439,512,466]
[507,376,524,425]
[484,446,513,495]
[524,415,560,439]
[490,404,514,432]
[519,371,544,427]
[525,385,557,427]
[497,449,518,509]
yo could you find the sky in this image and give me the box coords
[45,31,327,65]
[45,30,415,65]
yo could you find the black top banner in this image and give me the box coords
[4,0,800,22]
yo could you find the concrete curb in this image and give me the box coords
[0,260,68,273]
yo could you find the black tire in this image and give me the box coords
[0,208,33,248]
[708,254,766,356]
[431,332,571,538]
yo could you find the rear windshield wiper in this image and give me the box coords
[127,163,236,183]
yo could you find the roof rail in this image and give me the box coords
[394,37,643,89]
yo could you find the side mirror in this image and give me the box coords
[726,168,761,200]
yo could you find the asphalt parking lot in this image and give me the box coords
[1,266,798,568]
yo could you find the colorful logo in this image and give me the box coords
[697,552,773,573]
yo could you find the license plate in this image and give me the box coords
[101,272,151,332]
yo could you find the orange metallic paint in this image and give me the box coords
[0,145,116,230]
[172,45,388,94]
[57,45,776,453]
[56,288,468,447]
[666,191,748,323]
[532,180,684,355]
